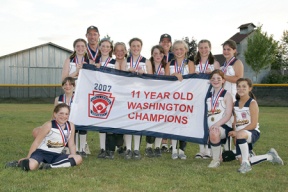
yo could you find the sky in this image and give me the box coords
[0,0,287,58]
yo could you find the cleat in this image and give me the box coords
[97,149,106,159]
[39,162,51,170]
[79,151,87,158]
[105,151,114,159]
[195,152,203,159]
[133,150,141,160]
[178,153,187,160]
[5,160,19,168]
[125,149,132,160]
[161,146,169,153]
[238,162,252,173]
[171,153,178,160]
[117,147,125,156]
[268,148,284,165]
[145,147,155,158]
[208,160,220,168]
[154,147,162,157]
[203,154,211,159]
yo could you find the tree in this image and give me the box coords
[182,37,197,61]
[244,25,278,80]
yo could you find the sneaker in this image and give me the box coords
[133,150,141,160]
[208,160,220,168]
[97,149,106,159]
[19,159,30,171]
[117,147,125,156]
[238,162,252,173]
[268,148,284,165]
[161,146,169,153]
[179,153,187,160]
[154,147,162,157]
[39,162,51,170]
[203,154,211,159]
[5,160,19,168]
[145,147,155,158]
[171,153,178,160]
[195,152,203,159]
[125,149,132,160]
[79,151,87,158]
[105,151,114,159]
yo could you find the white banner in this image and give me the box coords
[69,65,211,144]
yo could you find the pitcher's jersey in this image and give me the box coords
[126,56,147,73]
[206,89,232,128]
[234,98,260,132]
[38,120,72,154]
[220,58,238,100]
[169,59,189,75]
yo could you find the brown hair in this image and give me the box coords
[210,69,225,80]
[129,38,143,46]
[194,39,215,64]
[69,38,89,61]
[53,103,70,113]
[235,78,256,100]
[223,39,237,57]
[99,38,113,57]
[62,77,75,87]
[149,45,167,74]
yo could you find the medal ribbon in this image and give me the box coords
[155,64,163,75]
[87,44,99,61]
[74,56,84,66]
[56,121,71,146]
[101,57,111,67]
[130,55,142,69]
[62,94,74,106]
[222,57,235,73]
[211,88,224,114]
[199,59,209,73]
[165,53,169,63]
[174,59,186,74]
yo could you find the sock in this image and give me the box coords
[146,143,153,148]
[250,154,271,166]
[79,134,87,152]
[223,136,232,151]
[124,135,132,150]
[154,138,162,148]
[179,149,185,155]
[199,144,205,154]
[99,133,106,150]
[237,139,249,163]
[211,143,221,160]
[75,132,79,152]
[205,145,211,156]
[171,139,177,154]
[51,157,76,168]
[133,135,141,150]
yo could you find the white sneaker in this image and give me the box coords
[171,153,178,160]
[203,153,211,159]
[268,148,284,165]
[179,153,187,160]
[208,160,220,168]
[238,162,252,173]
[195,152,203,159]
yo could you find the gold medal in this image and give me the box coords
[211,117,214,122]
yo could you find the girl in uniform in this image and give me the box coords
[228,78,284,173]
[61,39,90,156]
[164,40,195,159]
[206,70,233,168]
[7,103,82,171]
[194,40,220,159]
[125,37,153,160]
[145,45,167,158]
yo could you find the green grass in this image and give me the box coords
[0,104,287,192]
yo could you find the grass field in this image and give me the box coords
[0,104,287,192]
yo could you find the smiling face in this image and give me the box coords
[223,45,236,60]
[130,40,142,56]
[210,73,225,89]
[198,42,211,58]
[172,42,187,59]
[86,30,100,46]
[62,81,74,94]
[152,47,164,64]
[236,80,252,97]
[159,38,172,53]
[74,41,87,55]
[114,44,127,60]
[99,41,112,57]
[54,107,70,125]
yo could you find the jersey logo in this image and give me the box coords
[241,112,246,119]
[88,90,115,119]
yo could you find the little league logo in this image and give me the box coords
[88,91,115,119]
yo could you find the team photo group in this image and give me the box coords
[5,25,284,174]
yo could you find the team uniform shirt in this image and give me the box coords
[195,61,215,73]
[126,56,148,73]
[169,59,189,75]
[38,120,72,154]
[220,57,238,99]
[69,57,89,76]
[95,56,116,69]
[234,98,260,132]
[154,63,165,75]
[58,94,74,106]
[206,89,232,128]
[164,52,174,63]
